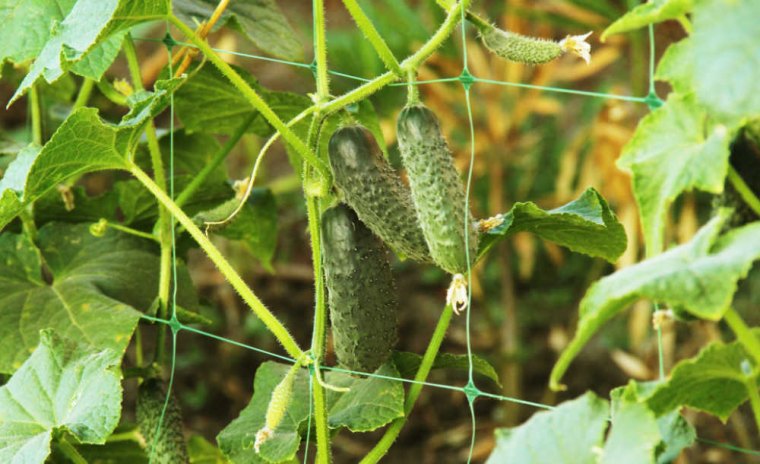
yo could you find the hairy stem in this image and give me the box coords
[29,85,42,145]
[435,0,491,34]
[168,14,332,185]
[124,33,174,366]
[724,308,760,366]
[72,78,95,111]
[57,437,87,464]
[360,305,455,464]
[320,0,470,115]
[313,0,330,103]
[341,0,402,75]
[727,166,760,217]
[129,164,304,360]
[744,378,760,435]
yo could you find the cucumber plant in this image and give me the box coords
[0,0,758,463]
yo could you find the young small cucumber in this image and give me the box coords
[328,125,430,263]
[321,204,398,373]
[397,104,478,275]
[480,26,562,64]
[136,379,189,464]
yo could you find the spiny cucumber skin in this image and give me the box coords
[321,204,398,373]
[397,104,478,275]
[328,125,431,263]
[481,27,562,65]
[136,379,189,464]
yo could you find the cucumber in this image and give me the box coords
[328,125,430,263]
[321,204,398,373]
[136,379,189,464]
[480,26,563,65]
[397,104,478,275]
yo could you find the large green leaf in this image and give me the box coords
[324,363,404,432]
[0,0,77,70]
[0,107,149,230]
[602,0,692,40]
[550,215,760,390]
[640,332,760,421]
[392,351,501,387]
[485,392,609,464]
[693,0,760,121]
[654,38,694,95]
[0,330,122,464]
[617,94,732,255]
[8,0,170,105]
[173,0,303,61]
[0,223,159,373]
[602,399,660,464]
[217,361,404,463]
[194,189,279,272]
[174,64,310,137]
[477,187,627,263]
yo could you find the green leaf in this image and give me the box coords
[174,64,310,137]
[485,392,609,464]
[642,333,760,421]
[0,0,77,70]
[195,189,278,271]
[392,351,501,387]
[693,0,760,121]
[188,435,229,464]
[8,0,170,105]
[617,94,733,255]
[121,76,186,128]
[218,361,405,463]
[477,187,627,263]
[0,223,163,373]
[602,399,661,464]
[173,0,303,61]
[324,362,405,432]
[73,425,148,464]
[653,410,696,464]
[0,189,24,230]
[217,362,310,464]
[602,0,692,40]
[0,330,122,464]
[0,108,146,229]
[549,215,760,389]
[654,38,694,95]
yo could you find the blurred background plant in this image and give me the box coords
[1,0,757,462]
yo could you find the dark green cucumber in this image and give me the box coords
[136,379,189,464]
[397,104,478,275]
[321,204,398,373]
[328,125,430,263]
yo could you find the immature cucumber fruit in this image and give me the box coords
[328,125,430,263]
[321,204,398,373]
[397,104,478,275]
[481,26,562,65]
[136,379,189,464]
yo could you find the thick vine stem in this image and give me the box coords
[724,308,760,367]
[727,166,760,217]
[129,163,304,360]
[341,0,402,75]
[319,0,471,116]
[360,305,455,464]
[167,15,332,186]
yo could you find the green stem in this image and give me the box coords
[744,378,760,434]
[320,0,470,115]
[676,15,693,35]
[96,79,128,106]
[72,78,95,111]
[174,112,256,208]
[406,68,420,105]
[124,33,174,366]
[29,84,42,145]
[435,0,490,34]
[341,0,402,75]
[106,221,161,242]
[19,208,38,243]
[129,164,304,360]
[360,305,455,464]
[727,166,760,217]
[168,14,332,185]
[57,437,87,464]
[313,0,330,102]
[724,308,760,366]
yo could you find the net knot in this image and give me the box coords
[458,69,475,91]
[168,314,182,334]
[162,32,178,49]
[463,381,481,402]
[644,91,664,110]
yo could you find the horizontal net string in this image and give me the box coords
[133,36,650,102]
